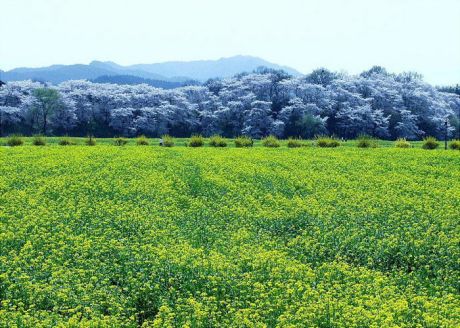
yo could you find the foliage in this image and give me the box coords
[113,137,128,146]
[395,138,411,148]
[5,134,23,146]
[31,88,75,135]
[161,135,174,147]
[0,106,22,137]
[85,136,97,146]
[58,137,76,146]
[32,135,46,146]
[0,146,458,326]
[136,135,149,146]
[422,137,439,149]
[356,135,379,148]
[296,113,327,138]
[234,136,253,147]
[188,135,205,147]
[262,135,280,147]
[209,135,227,147]
[1,67,458,140]
[449,139,460,150]
[316,136,340,148]
[287,137,303,148]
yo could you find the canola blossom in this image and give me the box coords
[0,145,459,327]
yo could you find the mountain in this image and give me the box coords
[0,56,302,85]
[1,64,112,84]
[129,55,302,81]
[0,62,178,84]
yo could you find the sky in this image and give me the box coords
[1,0,459,85]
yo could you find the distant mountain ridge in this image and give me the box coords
[0,56,302,86]
[129,55,301,81]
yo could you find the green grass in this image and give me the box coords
[0,144,458,326]
[0,137,436,148]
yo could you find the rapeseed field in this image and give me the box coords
[0,145,459,327]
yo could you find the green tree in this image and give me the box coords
[296,114,327,138]
[32,88,62,135]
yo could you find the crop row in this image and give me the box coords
[2,135,460,150]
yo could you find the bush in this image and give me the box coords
[188,135,205,147]
[235,136,253,148]
[395,138,411,148]
[449,139,460,150]
[6,135,24,147]
[209,135,227,147]
[316,136,340,148]
[356,135,378,148]
[136,135,149,146]
[85,136,96,146]
[262,135,280,148]
[113,137,128,146]
[32,135,46,146]
[58,137,75,146]
[287,138,302,148]
[161,135,174,147]
[422,137,439,150]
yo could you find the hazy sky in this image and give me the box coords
[1,0,459,84]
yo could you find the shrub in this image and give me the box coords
[85,136,97,146]
[161,135,174,147]
[235,136,253,148]
[32,135,46,146]
[316,136,340,148]
[58,137,75,146]
[449,139,460,150]
[113,137,128,146]
[327,138,340,148]
[316,138,329,148]
[422,137,439,150]
[287,138,302,148]
[395,138,411,148]
[356,135,378,148]
[188,135,205,147]
[6,135,24,147]
[262,135,280,148]
[136,135,149,146]
[209,135,227,147]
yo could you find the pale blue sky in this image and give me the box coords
[1,0,459,85]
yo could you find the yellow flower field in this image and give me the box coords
[0,146,459,327]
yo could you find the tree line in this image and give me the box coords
[1,66,459,140]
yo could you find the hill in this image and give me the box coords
[0,56,300,85]
[0,56,301,85]
[129,55,301,81]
